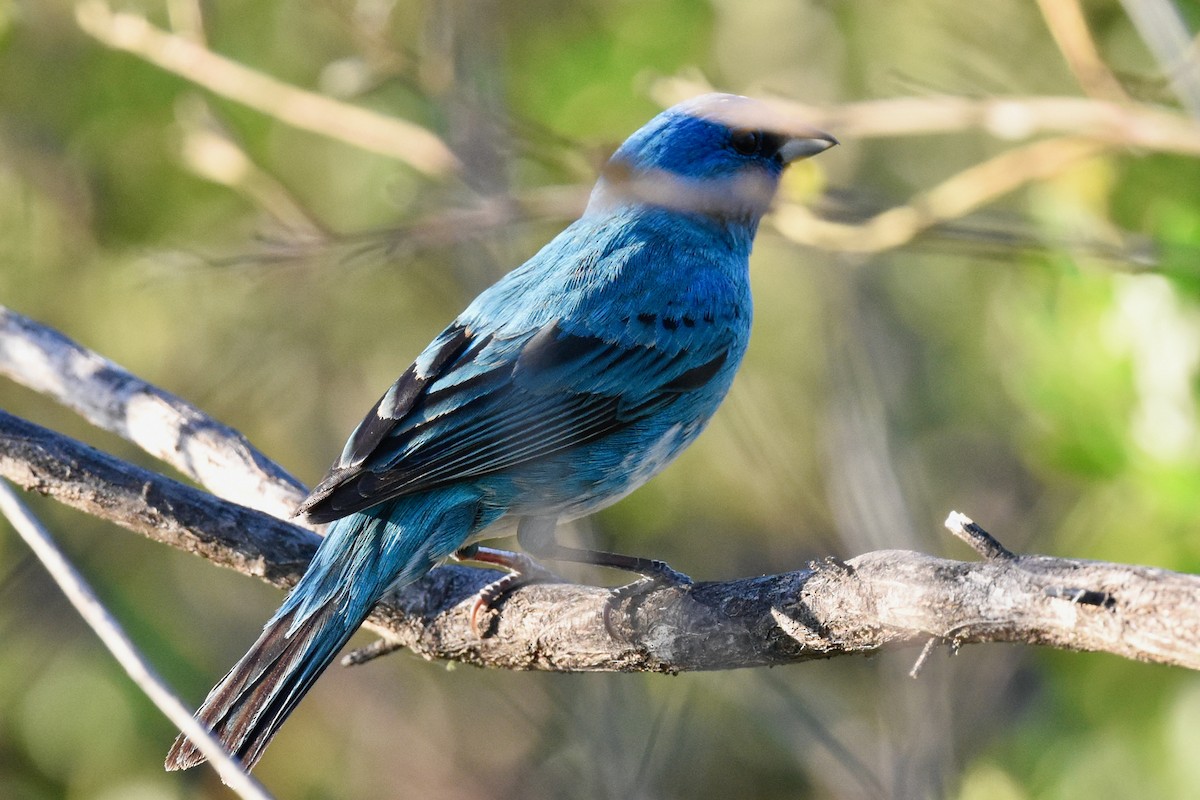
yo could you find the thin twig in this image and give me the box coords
[773,135,1111,252]
[175,96,331,239]
[1119,0,1200,117]
[944,511,1017,561]
[165,0,206,44]
[655,78,1191,254]
[1037,0,1131,101]
[908,637,940,679]
[0,480,275,799]
[656,78,1200,155]
[74,0,460,177]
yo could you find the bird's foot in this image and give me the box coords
[603,560,694,638]
[455,544,562,637]
[610,561,693,600]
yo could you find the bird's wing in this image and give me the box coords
[296,320,729,523]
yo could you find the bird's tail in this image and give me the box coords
[164,500,452,774]
[163,595,363,772]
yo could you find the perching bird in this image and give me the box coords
[165,93,836,773]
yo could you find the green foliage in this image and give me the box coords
[1,1,1197,798]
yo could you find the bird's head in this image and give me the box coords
[588,93,837,225]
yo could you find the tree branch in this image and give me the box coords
[0,479,275,800]
[655,77,1200,156]
[2,309,1198,673]
[0,408,315,588]
[773,135,1112,253]
[1036,0,1132,103]
[0,305,307,520]
[2,396,1199,673]
[74,0,460,178]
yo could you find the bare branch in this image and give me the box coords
[653,77,1194,254]
[73,0,460,178]
[175,97,331,240]
[656,78,1200,156]
[0,304,307,520]
[3,308,1199,672]
[773,135,1111,252]
[1036,0,1131,102]
[2,407,1198,673]
[0,480,275,800]
[944,511,1016,561]
[1119,0,1200,117]
[0,408,315,588]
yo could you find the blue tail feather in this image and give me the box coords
[164,598,360,771]
[165,493,481,772]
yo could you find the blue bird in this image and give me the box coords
[165,93,836,772]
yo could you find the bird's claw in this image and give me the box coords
[463,551,561,638]
[469,572,522,637]
[812,555,853,575]
[602,562,694,638]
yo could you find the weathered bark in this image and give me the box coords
[2,304,1198,673]
[0,306,306,519]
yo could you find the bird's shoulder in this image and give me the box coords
[461,210,751,349]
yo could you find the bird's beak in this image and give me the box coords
[779,131,838,164]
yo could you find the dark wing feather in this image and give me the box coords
[298,321,727,523]
[337,324,473,468]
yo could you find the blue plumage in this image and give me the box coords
[165,93,835,773]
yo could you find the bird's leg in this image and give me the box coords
[516,516,693,636]
[453,542,561,636]
[516,520,696,638]
[458,517,695,637]
[516,516,693,588]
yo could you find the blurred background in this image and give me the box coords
[2,0,1199,798]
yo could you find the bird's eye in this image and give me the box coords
[729,129,762,156]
